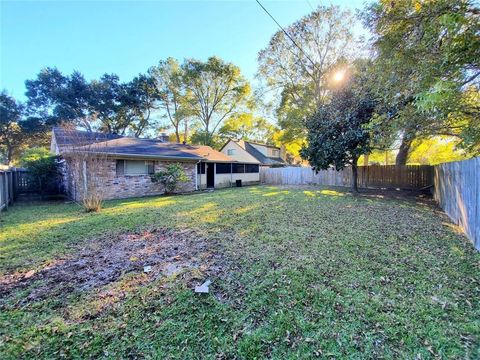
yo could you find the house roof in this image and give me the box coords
[223,139,287,166]
[53,127,247,163]
[64,135,236,162]
[52,127,123,149]
[244,142,286,165]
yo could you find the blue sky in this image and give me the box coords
[1,0,365,101]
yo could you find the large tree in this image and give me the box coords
[0,92,25,165]
[182,57,251,146]
[363,0,480,162]
[301,69,376,192]
[25,68,158,136]
[149,58,189,143]
[257,5,356,150]
[218,113,276,144]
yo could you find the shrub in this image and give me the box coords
[151,163,190,194]
[20,147,63,195]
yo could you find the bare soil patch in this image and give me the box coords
[0,227,225,304]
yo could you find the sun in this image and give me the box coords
[333,70,345,82]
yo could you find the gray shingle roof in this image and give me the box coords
[53,127,123,149]
[243,142,287,166]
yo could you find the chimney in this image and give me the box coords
[157,132,169,143]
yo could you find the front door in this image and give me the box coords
[206,163,215,188]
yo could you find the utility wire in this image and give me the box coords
[255,0,319,73]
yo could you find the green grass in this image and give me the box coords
[1,186,479,359]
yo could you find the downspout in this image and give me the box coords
[195,160,201,191]
[83,160,87,196]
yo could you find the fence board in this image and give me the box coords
[434,157,479,250]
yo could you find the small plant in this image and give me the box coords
[151,163,190,194]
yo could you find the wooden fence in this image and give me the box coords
[434,157,479,249]
[0,169,18,211]
[260,165,434,190]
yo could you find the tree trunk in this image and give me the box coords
[396,137,413,165]
[183,119,188,144]
[351,162,359,193]
[174,125,180,143]
[6,145,13,166]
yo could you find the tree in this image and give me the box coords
[218,113,276,144]
[407,137,470,165]
[25,68,158,137]
[257,5,356,152]
[301,70,376,192]
[25,68,94,130]
[150,58,188,143]
[0,92,26,165]
[150,163,190,195]
[363,0,480,162]
[182,57,251,146]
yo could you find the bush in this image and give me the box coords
[151,163,190,194]
[20,147,63,195]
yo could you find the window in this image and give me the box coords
[116,160,125,176]
[232,163,245,173]
[116,160,155,176]
[227,149,236,156]
[216,163,232,174]
[197,162,205,174]
[146,161,155,174]
[245,164,259,173]
[272,149,279,157]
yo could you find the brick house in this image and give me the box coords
[51,128,260,201]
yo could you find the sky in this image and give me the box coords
[1,0,366,101]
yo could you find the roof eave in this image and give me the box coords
[63,150,204,161]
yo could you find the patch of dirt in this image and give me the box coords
[0,227,226,305]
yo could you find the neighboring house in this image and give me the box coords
[220,139,288,167]
[51,128,260,201]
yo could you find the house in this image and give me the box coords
[220,139,288,167]
[51,127,260,201]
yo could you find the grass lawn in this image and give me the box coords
[0,186,479,359]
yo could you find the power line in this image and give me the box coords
[255,0,318,73]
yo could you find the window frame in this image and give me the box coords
[245,164,259,173]
[116,159,155,176]
[215,163,232,174]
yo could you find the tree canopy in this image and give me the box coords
[257,5,356,152]
[301,68,377,191]
[182,57,252,146]
[363,0,480,162]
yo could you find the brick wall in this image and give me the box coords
[66,157,197,201]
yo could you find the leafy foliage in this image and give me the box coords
[363,0,480,159]
[258,5,356,153]
[19,147,62,195]
[150,163,190,194]
[0,92,25,164]
[301,70,376,191]
[149,58,189,142]
[182,57,251,146]
[25,68,159,136]
[218,113,276,144]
